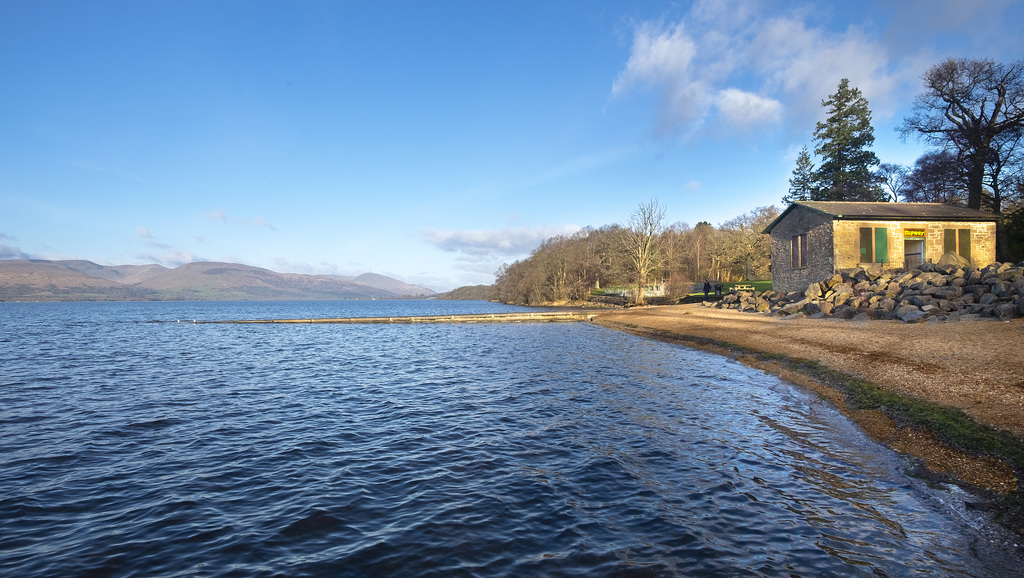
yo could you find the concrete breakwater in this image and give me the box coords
[197,311,601,325]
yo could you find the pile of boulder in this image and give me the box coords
[705,261,1024,323]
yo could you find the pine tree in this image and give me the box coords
[782,145,815,204]
[812,79,885,202]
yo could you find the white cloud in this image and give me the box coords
[0,244,31,259]
[136,226,169,249]
[612,21,712,135]
[422,225,581,260]
[716,88,782,127]
[133,250,200,267]
[203,210,229,222]
[612,1,912,136]
[612,21,697,96]
[251,217,276,230]
[202,210,276,230]
[749,16,907,121]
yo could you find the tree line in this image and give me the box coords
[492,202,778,306]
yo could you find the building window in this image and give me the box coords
[859,227,889,263]
[943,229,972,262]
[791,234,807,268]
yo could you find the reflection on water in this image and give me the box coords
[0,301,1019,576]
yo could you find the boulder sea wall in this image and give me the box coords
[704,261,1024,323]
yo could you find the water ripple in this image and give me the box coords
[0,302,1020,576]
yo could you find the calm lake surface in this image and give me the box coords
[1,300,1020,576]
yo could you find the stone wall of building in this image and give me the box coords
[832,220,996,269]
[769,207,834,292]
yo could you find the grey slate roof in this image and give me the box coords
[763,201,1000,234]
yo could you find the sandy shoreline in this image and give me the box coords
[591,304,1024,498]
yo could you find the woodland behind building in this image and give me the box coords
[492,205,778,306]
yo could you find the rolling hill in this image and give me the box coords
[0,259,437,301]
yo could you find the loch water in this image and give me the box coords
[1,300,1020,576]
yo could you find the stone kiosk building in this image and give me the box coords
[762,201,999,293]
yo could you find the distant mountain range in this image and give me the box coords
[0,259,437,301]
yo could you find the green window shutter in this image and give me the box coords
[874,228,888,263]
[958,229,971,262]
[944,229,957,254]
[859,228,872,263]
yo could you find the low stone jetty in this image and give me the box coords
[198,311,601,325]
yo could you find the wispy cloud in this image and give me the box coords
[0,244,32,259]
[133,250,201,267]
[716,88,782,128]
[136,226,170,249]
[0,232,33,259]
[422,224,581,261]
[202,210,277,230]
[611,0,913,137]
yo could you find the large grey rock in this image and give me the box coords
[937,251,971,268]
[994,303,1021,321]
[804,282,822,300]
[999,267,1023,281]
[895,304,921,319]
[832,304,858,319]
[900,309,929,323]
[865,307,889,320]
[830,284,855,302]
[978,292,999,305]
[780,299,807,315]
[823,273,844,289]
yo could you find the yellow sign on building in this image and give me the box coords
[904,229,925,238]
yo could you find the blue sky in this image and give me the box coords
[2,1,1022,291]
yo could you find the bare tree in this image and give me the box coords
[718,206,778,281]
[621,199,666,305]
[903,150,966,205]
[876,163,909,202]
[899,58,1024,210]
